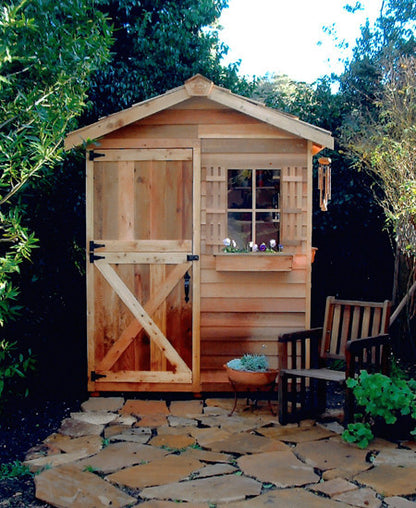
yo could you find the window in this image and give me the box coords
[227,169,281,249]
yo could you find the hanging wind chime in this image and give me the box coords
[318,157,331,211]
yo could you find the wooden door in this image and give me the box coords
[87,148,200,391]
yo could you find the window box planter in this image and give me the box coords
[215,253,293,272]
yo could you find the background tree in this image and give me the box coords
[0,0,112,402]
[338,0,416,360]
[84,0,253,123]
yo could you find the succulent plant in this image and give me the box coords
[227,354,269,372]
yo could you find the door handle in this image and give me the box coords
[184,271,191,303]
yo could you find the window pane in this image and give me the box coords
[228,169,252,209]
[256,169,280,209]
[256,212,279,246]
[228,212,252,249]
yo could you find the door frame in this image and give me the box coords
[86,144,201,392]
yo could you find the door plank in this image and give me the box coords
[95,370,192,383]
[94,239,192,252]
[99,252,189,264]
[97,261,192,370]
[150,264,167,371]
[95,261,191,374]
[97,148,193,161]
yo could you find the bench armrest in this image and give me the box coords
[278,327,323,370]
[278,327,323,343]
[345,334,390,378]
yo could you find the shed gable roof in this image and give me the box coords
[65,74,334,150]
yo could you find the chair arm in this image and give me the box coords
[278,328,323,370]
[278,327,323,343]
[346,334,390,354]
[345,334,390,378]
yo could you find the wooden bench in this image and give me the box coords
[277,296,391,424]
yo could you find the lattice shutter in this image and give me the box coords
[280,166,306,249]
[201,165,227,254]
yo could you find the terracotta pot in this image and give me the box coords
[224,365,278,387]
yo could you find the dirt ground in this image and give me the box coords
[0,398,80,507]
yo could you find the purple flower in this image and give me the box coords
[259,243,266,251]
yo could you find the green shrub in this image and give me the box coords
[0,339,35,404]
[342,422,374,449]
[342,369,416,448]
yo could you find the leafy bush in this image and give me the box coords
[0,340,35,404]
[227,354,269,372]
[342,422,374,449]
[342,369,416,448]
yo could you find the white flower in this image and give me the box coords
[270,239,276,248]
[248,241,254,249]
[223,238,231,247]
[231,239,237,248]
[252,243,258,252]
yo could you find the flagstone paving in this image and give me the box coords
[25,396,416,507]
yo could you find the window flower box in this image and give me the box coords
[214,252,293,272]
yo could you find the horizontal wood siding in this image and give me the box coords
[199,253,307,373]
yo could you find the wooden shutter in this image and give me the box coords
[202,165,227,254]
[280,166,306,250]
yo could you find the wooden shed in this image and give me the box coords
[65,75,334,394]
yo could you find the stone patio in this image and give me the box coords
[24,397,416,507]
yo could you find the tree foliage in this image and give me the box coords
[343,57,416,255]
[0,0,112,400]
[84,0,253,123]
[337,0,416,358]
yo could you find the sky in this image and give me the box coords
[218,0,382,83]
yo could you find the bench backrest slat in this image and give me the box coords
[320,297,390,360]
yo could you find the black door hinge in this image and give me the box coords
[89,151,105,161]
[187,254,199,261]
[91,371,106,381]
[89,240,105,263]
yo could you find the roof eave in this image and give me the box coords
[65,75,334,150]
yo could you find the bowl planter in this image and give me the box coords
[224,355,278,416]
[224,365,278,387]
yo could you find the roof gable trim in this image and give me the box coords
[65,75,334,150]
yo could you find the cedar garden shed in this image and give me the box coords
[65,75,334,394]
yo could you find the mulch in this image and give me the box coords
[0,397,80,507]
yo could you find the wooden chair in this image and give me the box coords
[278,296,391,424]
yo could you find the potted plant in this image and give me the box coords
[224,354,278,387]
[342,369,416,448]
[224,354,278,416]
